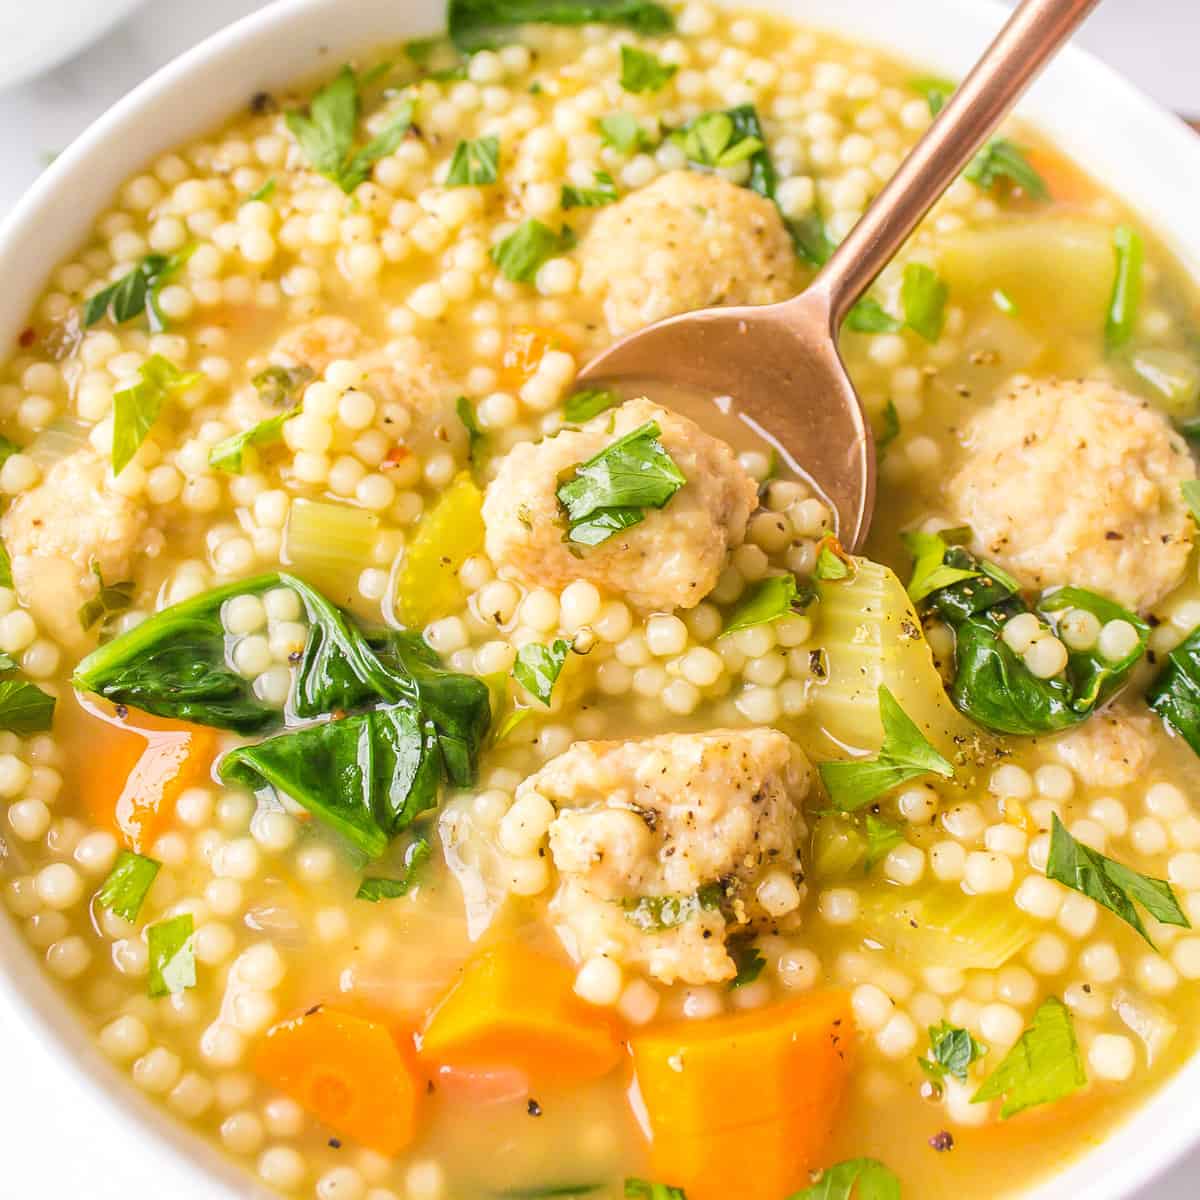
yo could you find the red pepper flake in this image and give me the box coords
[17,327,36,348]
[383,445,412,468]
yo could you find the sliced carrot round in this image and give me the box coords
[254,1006,424,1156]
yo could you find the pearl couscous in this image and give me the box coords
[3,2,1200,1198]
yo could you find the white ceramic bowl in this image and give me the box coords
[0,0,149,90]
[2,1,1199,1196]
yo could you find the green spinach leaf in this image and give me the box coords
[449,0,673,52]
[356,835,432,900]
[1148,622,1200,755]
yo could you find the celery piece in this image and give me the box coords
[284,497,380,575]
[811,813,867,879]
[1131,347,1200,416]
[860,881,1036,969]
[395,472,485,629]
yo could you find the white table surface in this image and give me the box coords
[2,1,1199,1196]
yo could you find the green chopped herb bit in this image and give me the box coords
[727,936,766,989]
[112,354,203,476]
[1148,623,1200,757]
[625,1179,686,1200]
[619,44,677,93]
[965,138,1048,201]
[818,685,954,811]
[446,135,501,186]
[789,210,836,267]
[844,297,902,334]
[1046,813,1189,947]
[491,219,574,283]
[82,248,193,332]
[1105,224,1144,353]
[448,0,674,53]
[813,537,854,582]
[564,387,620,423]
[96,851,161,922]
[513,638,571,705]
[78,562,135,633]
[286,65,413,194]
[919,1020,987,1084]
[622,883,721,933]
[863,813,904,872]
[901,262,948,342]
[147,913,196,997]
[721,573,815,637]
[253,364,315,407]
[356,836,432,901]
[598,112,655,154]
[561,170,619,209]
[556,420,685,546]
[493,1186,604,1199]
[245,178,277,204]
[0,677,55,735]
[672,106,773,198]
[972,996,1085,1118]
[493,706,533,743]
[909,74,956,116]
[876,399,900,454]
[209,407,300,474]
[456,395,487,467]
[1183,480,1200,524]
[902,528,983,604]
[790,1157,901,1200]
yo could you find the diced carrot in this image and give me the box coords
[629,990,854,1200]
[500,325,573,387]
[81,706,218,853]
[419,943,624,1084]
[1023,145,1100,209]
[254,1006,425,1156]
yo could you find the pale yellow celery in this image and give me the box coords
[284,497,380,575]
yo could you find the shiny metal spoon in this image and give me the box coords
[577,0,1100,551]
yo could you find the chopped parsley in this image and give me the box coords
[491,219,574,283]
[147,913,196,998]
[964,138,1049,200]
[721,573,815,637]
[513,638,571,706]
[82,248,193,332]
[919,1020,987,1084]
[95,851,161,922]
[446,135,501,186]
[252,364,314,407]
[727,937,766,989]
[356,837,432,901]
[209,407,300,473]
[561,170,619,209]
[456,395,486,467]
[78,562,135,634]
[1105,224,1143,354]
[622,883,721,933]
[111,355,203,476]
[901,262,949,342]
[791,1158,901,1200]
[563,387,620,423]
[598,112,655,154]
[619,45,677,93]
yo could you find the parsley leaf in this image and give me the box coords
[209,407,299,474]
[727,936,766,989]
[901,262,948,342]
[625,1180,686,1200]
[82,249,192,332]
[721,573,815,636]
[561,170,619,209]
[449,0,674,53]
[965,138,1048,200]
[356,836,432,901]
[456,395,486,467]
[96,851,161,922]
[673,106,771,195]
[818,685,954,811]
[864,813,904,871]
[598,112,654,154]
[513,638,571,705]
[619,45,677,93]
[790,1157,901,1200]
[447,135,501,186]
[920,1020,987,1083]
[877,399,900,454]
[491,219,573,283]
[910,74,956,116]
[556,420,685,546]
[972,996,1085,1118]
[814,536,854,582]
[147,913,196,998]
[78,562,135,633]
[1105,224,1144,354]
[286,65,413,194]
[902,528,982,604]
[789,210,837,267]
[564,387,620,423]
[1046,813,1189,947]
[111,355,202,476]
[0,679,55,734]
[245,178,277,204]
[622,884,721,933]
[253,364,314,407]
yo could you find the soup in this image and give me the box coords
[3,2,1200,1198]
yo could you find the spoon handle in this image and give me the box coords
[809,0,1101,328]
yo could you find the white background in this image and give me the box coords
[0,0,1198,1197]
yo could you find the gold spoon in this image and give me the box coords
[577,0,1101,551]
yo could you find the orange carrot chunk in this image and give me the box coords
[82,707,218,852]
[419,943,624,1084]
[254,1006,424,1156]
[630,990,855,1200]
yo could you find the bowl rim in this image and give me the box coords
[2,1,1200,1197]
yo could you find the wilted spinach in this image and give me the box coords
[1148,624,1200,755]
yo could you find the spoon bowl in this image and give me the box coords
[579,0,1100,548]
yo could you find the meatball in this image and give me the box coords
[523,728,810,986]
[1052,704,1155,788]
[270,315,361,374]
[944,378,1195,611]
[1,449,150,648]
[579,171,799,336]
[483,397,757,611]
